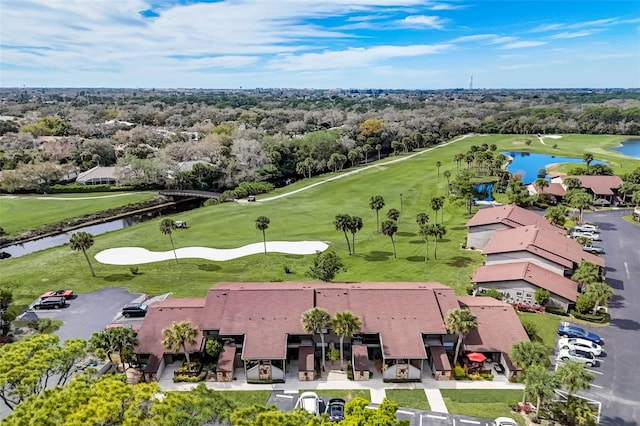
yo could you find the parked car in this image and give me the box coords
[558,338,602,356]
[121,303,148,317]
[557,324,603,344]
[33,296,67,309]
[582,245,604,254]
[325,398,345,422]
[494,417,518,426]
[571,231,601,241]
[40,289,74,299]
[557,348,597,367]
[295,392,321,416]
[575,224,598,232]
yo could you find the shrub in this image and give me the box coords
[513,302,544,313]
[346,361,354,380]
[521,319,537,338]
[328,347,340,362]
[45,184,134,193]
[232,181,274,198]
[173,371,206,382]
[129,266,139,275]
[453,365,466,380]
[484,288,503,300]
[534,289,550,306]
[545,306,569,316]
[466,284,475,295]
[203,198,220,207]
[575,293,596,314]
[283,264,292,274]
[570,310,607,323]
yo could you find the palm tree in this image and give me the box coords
[255,216,270,255]
[444,308,478,365]
[524,364,557,412]
[89,326,139,372]
[585,282,613,315]
[415,212,429,227]
[431,196,445,224]
[556,361,593,396]
[583,153,594,173]
[369,195,385,232]
[567,191,592,224]
[427,224,446,259]
[436,161,442,181]
[572,261,601,291]
[162,320,199,368]
[159,218,179,264]
[563,177,582,190]
[419,224,430,262]
[443,170,452,193]
[375,144,382,160]
[633,190,640,206]
[347,216,363,255]
[509,340,549,370]
[381,220,398,259]
[69,231,96,277]
[301,308,331,371]
[334,214,352,255]
[454,153,464,173]
[386,208,400,222]
[545,205,567,227]
[533,178,549,200]
[362,144,372,164]
[332,311,362,369]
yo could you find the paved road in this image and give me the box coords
[568,212,640,425]
[21,287,143,341]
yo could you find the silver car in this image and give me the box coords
[557,348,597,367]
[574,224,598,232]
[572,231,601,241]
[558,337,602,356]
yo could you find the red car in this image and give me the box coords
[40,289,74,299]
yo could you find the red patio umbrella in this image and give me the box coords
[466,352,487,363]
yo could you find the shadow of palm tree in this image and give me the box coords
[198,264,221,271]
[406,256,425,262]
[445,256,476,267]
[610,318,640,331]
[102,274,134,282]
[365,251,392,261]
[396,231,416,237]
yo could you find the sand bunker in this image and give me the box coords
[544,135,562,139]
[95,241,329,265]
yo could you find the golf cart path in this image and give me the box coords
[257,134,474,202]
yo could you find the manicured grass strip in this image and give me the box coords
[518,312,561,350]
[440,389,524,426]
[302,389,371,402]
[219,390,271,409]
[385,389,430,411]
[0,192,156,236]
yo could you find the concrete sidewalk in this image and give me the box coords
[424,389,448,413]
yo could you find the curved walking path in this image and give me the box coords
[95,241,329,265]
[0,192,149,201]
[258,134,474,202]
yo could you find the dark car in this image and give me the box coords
[557,324,602,344]
[121,303,148,317]
[33,296,67,309]
[325,398,345,422]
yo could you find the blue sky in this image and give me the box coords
[1,1,639,89]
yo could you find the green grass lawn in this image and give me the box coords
[518,312,561,349]
[2,134,638,308]
[218,390,271,409]
[0,192,157,237]
[301,389,371,402]
[385,389,430,411]
[440,389,524,425]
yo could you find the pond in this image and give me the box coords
[503,152,605,184]
[612,139,640,158]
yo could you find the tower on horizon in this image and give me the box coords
[469,75,473,90]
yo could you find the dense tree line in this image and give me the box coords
[1,89,638,193]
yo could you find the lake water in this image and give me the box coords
[612,139,640,158]
[503,152,605,184]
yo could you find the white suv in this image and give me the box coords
[557,348,597,367]
[574,224,598,232]
[558,337,602,356]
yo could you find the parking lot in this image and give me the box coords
[20,287,145,341]
[559,212,640,425]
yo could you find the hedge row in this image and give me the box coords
[45,184,135,193]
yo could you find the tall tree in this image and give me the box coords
[254,216,270,255]
[545,205,568,227]
[381,220,398,259]
[418,224,430,262]
[563,177,582,189]
[533,178,549,199]
[347,215,363,255]
[159,218,179,264]
[362,144,372,164]
[162,321,199,368]
[334,214,352,255]
[69,231,96,277]
[585,282,613,315]
[567,190,592,224]
[306,251,345,282]
[301,308,331,371]
[427,223,446,259]
[524,365,558,412]
[572,261,601,291]
[444,308,478,365]
[331,311,362,369]
[436,161,442,182]
[556,361,593,396]
[443,170,452,192]
[415,212,429,227]
[583,153,594,173]
[89,326,139,372]
[509,340,549,370]
[386,208,400,222]
[451,170,476,214]
[375,144,382,161]
[431,196,445,224]
[369,195,385,232]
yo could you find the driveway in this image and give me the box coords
[567,212,640,425]
[21,287,144,341]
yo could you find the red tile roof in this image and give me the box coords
[483,225,604,268]
[217,345,236,373]
[564,175,623,195]
[471,262,578,301]
[352,344,369,371]
[458,296,529,354]
[298,346,314,372]
[465,204,561,231]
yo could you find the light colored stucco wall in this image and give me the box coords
[485,252,566,275]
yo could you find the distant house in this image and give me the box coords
[471,262,578,312]
[134,282,529,384]
[482,224,604,276]
[550,175,624,206]
[465,204,562,250]
[526,182,566,203]
[75,166,118,185]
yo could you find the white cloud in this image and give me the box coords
[398,15,448,29]
[449,34,497,43]
[499,41,547,50]
[427,2,466,11]
[549,30,593,39]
